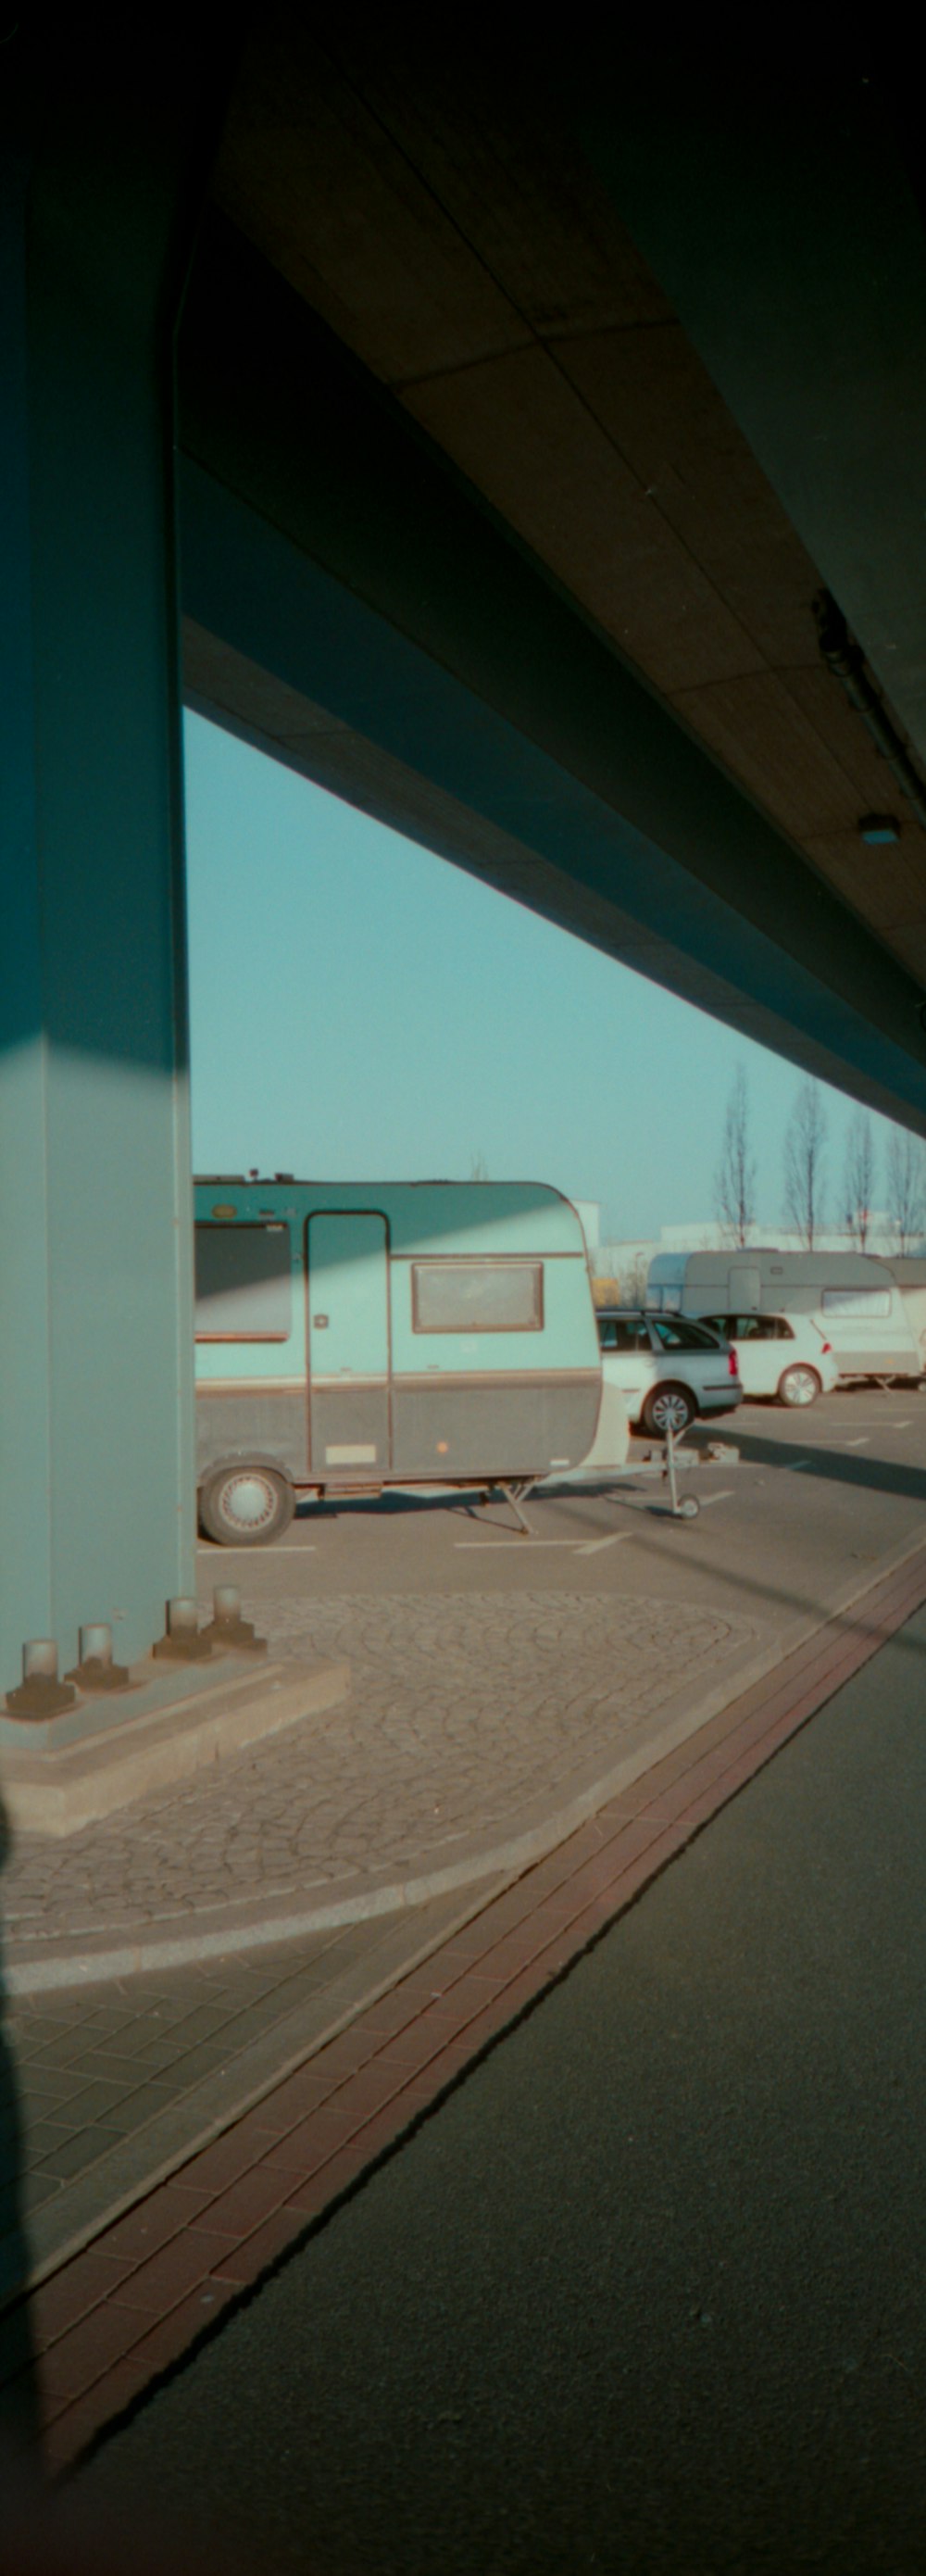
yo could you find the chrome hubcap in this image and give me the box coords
[784,1371,816,1405]
[219,1473,277,1530]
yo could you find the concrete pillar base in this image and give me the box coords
[4,1675,78,1722]
[0,1652,350,1836]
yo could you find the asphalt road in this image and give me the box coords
[71,1590,926,2575]
[196,1390,926,1667]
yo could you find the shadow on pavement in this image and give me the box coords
[0,1793,277,2573]
[284,1414,926,1520]
[721,1419,926,1508]
[282,1415,926,1654]
[294,1487,519,1525]
[0,1785,42,2501]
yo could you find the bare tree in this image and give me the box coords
[843,1109,876,1250]
[469,1151,489,1181]
[620,1252,651,1307]
[715,1066,757,1247]
[885,1125,926,1253]
[783,1079,828,1248]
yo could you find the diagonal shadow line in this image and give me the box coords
[0,1788,42,2473]
[596,1508,926,1662]
[305,1435,926,1652]
[720,1424,926,1507]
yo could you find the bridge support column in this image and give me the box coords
[1,64,212,1696]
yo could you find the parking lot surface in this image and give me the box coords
[208,1385,926,1638]
[6,1394,925,2003]
[1,1390,924,2476]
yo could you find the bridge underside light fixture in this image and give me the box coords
[858,813,900,845]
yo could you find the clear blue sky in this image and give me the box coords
[183,711,900,1242]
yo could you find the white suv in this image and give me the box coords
[596,1310,742,1436]
[698,1311,839,1406]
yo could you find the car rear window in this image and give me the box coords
[733,1314,791,1341]
[705,1313,793,1342]
[651,1317,724,1351]
[598,1316,652,1351]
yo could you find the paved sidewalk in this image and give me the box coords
[1,1578,761,2315]
[2,1540,925,2304]
[4,1590,759,1987]
[3,1538,926,2479]
[0,1578,761,2308]
[0,1888,505,2301]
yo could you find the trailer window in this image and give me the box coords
[820,1287,891,1318]
[411,1261,543,1333]
[194,1224,292,1340]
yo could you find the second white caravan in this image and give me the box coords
[884,1259,926,1376]
[646,1249,924,1387]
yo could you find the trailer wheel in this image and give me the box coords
[199,1464,294,1547]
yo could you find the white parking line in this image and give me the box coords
[694,1488,734,1507]
[789,1460,811,1471]
[455,1539,582,1551]
[576,1531,632,1556]
[845,1437,870,1448]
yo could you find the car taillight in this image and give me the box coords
[821,1341,832,1353]
[728,1345,738,1376]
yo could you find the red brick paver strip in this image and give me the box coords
[4,1544,926,2478]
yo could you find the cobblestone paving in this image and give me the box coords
[2,1593,753,1947]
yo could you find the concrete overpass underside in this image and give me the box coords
[182,21,926,1128]
[5,19,926,1705]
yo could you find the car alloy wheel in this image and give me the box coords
[644,1383,694,1437]
[777,1365,820,1408]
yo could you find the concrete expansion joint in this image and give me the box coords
[0,1645,351,1839]
[6,1626,149,1718]
[4,1640,79,1722]
[5,1590,269,1721]
[64,1654,133,1694]
[152,1588,267,1665]
[199,1586,267,1656]
[4,1669,77,1722]
[6,1592,273,1722]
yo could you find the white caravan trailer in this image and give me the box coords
[645,1249,923,1385]
[194,1176,613,1541]
[884,1259,926,1375]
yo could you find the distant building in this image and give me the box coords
[594,1213,926,1290]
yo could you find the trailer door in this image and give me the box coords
[727,1263,761,1312]
[307,1213,391,1478]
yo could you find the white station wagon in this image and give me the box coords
[595,1309,742,1436]
[697,1311,839,1407]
